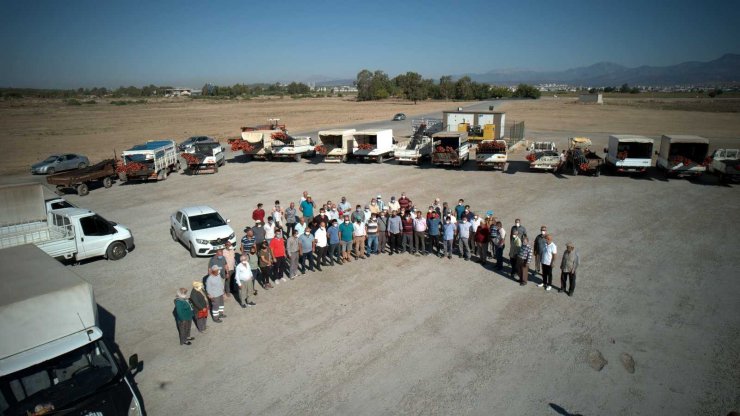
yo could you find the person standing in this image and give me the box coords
[351,205,364,224]
[190,281,209,333]
[457,216,472,260]
[510,219,527,243]
[533,225,548,276]
[387,210,402,255]
[263,217,276,245]
[269,231,287,283]
[366,214,379,256]
[313,208,330,232]
[241,227,256,256]
[300,195,316,224]
[377,210,389,254]
[559,242,579,296]
[413,211,427,255]
[398,192,412,213]
[314,222,328,270]
[327,203,340,223]
[252,221,266,247]
[206,266,225,322]
[455,199,466,220]
[208,249,229,297]
[174,288,194,345]
[272,200,284,229]
[538,235,557,291]
[285,202,298,236]
[388,196,400,213]
[352,217,367,259]
[427,211,441,257]
[442,215,456,259]
[295,216,307,236]
[492,221,506,271]
[298,228,316,273]
[338,196,351,216]
[222,241,236,296]
[474,219,491,264]
[338,215,354,263]
[252,203,265,223]
[401,212,414,254]
[235,256,255,308]
[327,219,342,264]
[369,198,380,215]
[509,230,522,279]
[287,229,301,278]
[257,242,274,289]
[376,195,385,212]
[245,246,261,295]
[518,236,533,286]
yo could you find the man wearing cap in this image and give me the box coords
[376,195,385,212]
[300,195,316,224]
[235,256,255,308]
[287,229,301,278]
[559,242,579,296]
[538,234,557,291]
[533,225,548,276]
[206,265,225,322]
[387,196,400,213]
[252,203,265,223]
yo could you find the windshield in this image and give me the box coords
[193,143,216,154]
[189,212,226,231]
[0,340,119,415]
[43,156,59,163]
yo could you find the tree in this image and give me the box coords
[619,83,630,93]
[287,82,310,95]
[512,84,541,99]
[490,85,512,99]
[370,70,392,99]
[439,75,454,100]
[396,71,426,103]
[454,76,474,100]
[355,69,373,101]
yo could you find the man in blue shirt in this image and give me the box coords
[327,219,341,265]
[427,212,442,257]
[300,195,315,224]
[457,217,472,261]
[298,229,316,273]
[442,216,456,259]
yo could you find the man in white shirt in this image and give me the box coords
[538,235,558,291]
[327,204,339,222]
[235,257,255,308]
[314,222,328,270]
[352,218,367,259]
[263,218,276,244]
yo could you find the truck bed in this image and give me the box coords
[0,221,77,258]
[46,159,116,186]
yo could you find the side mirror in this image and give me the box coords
[226,219,231,223]
[180,226,187,231]
[128,354,139,371]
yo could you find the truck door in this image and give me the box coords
[77,214,118,259]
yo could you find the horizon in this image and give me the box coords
[1,0,739,89]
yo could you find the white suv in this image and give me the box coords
[170,206,236,257]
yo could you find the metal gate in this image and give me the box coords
[505,120,525,148]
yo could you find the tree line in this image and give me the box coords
[355,69,541,102]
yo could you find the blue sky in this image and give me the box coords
[1,0,738,88]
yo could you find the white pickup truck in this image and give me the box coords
[604,134,654,174]
[707,148,740,183]
[352,129,395,163]
[394,119,442,164]
[270,134,316,161]
[0,183,134,262]
[475,139,508,170]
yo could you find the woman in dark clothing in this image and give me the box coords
[258,241,274,289]
[190,281,209,333]
[175,288,194,345]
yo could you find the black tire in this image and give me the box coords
[189,243,198,258]
[47,168,55,175]
[78,162,87,169]
[170,227,178,242]
[377,155,384,164]
[157,169,168,181]
[107,241,127,260]
[294,154,301,162]
[77,183,89,196]
[103,176,113,188]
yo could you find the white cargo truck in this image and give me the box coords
[475,139,508,170]
[119,139,179,182]
[316,129,356,163]
[604,135,654,174]
[656,135,709,178]
[431,132,470,168]
[0,183,134,262]
[352,129,395,163]
[0,244,144,415]
[394,119,442,164]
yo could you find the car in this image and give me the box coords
[392,113,406,121]
[170,206,236,257]
[31,154,90,175]
[178,136,215,151]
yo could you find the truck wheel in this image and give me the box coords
[170,227,178,242]
[157,169,168,181]
[189,243,198,258]
[103,177,113,188]
[221,158,227,166]
[572,165,578,176]
[78,162,87,169]
[294,154,301,162]
[107,241,127,260]
[77,183,89,196]
[377,155,384,164]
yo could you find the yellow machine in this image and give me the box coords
[483,124,495,139]
[457,123,469,133]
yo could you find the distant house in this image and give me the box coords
[164,88,194,97]
[579,93,603,104]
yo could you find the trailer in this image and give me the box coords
[566,137,603,176]
[316,129,356,163]
[656,135,710,178]
[229,129,281,160]
[46,159,117,196]
[707,148,740,183]
[270,132,315,161]
[352,129,394,163]
[475,140,508,170]
[432,132,470,168]
[118,140,179,182]
[604,135,654,174]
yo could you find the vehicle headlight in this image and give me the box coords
[228,233,235,240]
[128,396,143,416]
[196,239,209,244]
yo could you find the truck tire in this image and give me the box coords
[377,155,384,164]
[107,241,127,260]
[189,243,198,258]
[170,227,178,242]
[78,162,87,169]
[221,158,227,166]
[572,165,578,176]
[157,169,168,181]
[294,154,301,162]
[213,164,219,173]
[77,183,89,196]
[103,177,113,188]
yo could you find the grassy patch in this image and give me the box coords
[110,99,147,105]
[66,98,82,105]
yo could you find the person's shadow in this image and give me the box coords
[548,402,583,415]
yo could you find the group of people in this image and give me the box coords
[174,190,581,346]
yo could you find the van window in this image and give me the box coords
[80,215,114,236]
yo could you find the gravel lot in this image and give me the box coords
[3,96,739,415]
[5,130,738,415]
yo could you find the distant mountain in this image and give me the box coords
[465,54,740,86]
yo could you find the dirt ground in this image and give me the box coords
[1,98,740,415]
